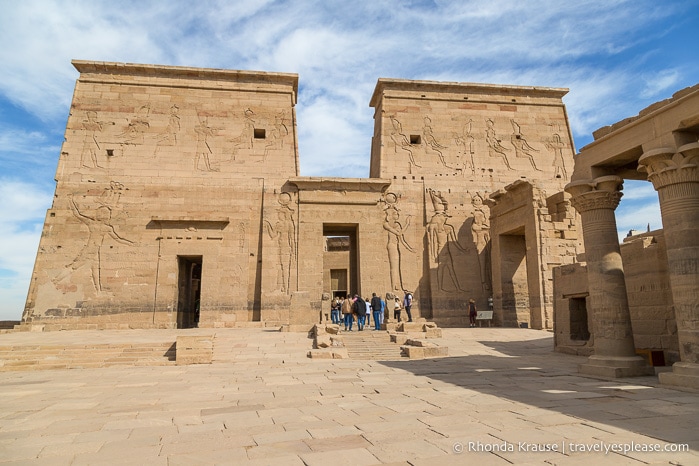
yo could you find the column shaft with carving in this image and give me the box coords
[639,143,699,388]
[566,176,652,377]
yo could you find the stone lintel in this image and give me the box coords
[370,78,568,108]
[289,177,391,193]
[72,60,299,104]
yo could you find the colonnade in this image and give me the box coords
[565,142,699,387]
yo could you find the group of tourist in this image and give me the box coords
[330,291,413,331]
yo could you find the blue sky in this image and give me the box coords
[1,0,698,321]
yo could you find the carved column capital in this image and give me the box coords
[638,143,699,191]
[565,175,624,214]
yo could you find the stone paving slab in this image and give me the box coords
[0,328,697,465]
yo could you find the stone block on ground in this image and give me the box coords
[175,335,214,365]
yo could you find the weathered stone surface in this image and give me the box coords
[175,335,213,365]
[22,60,577,332]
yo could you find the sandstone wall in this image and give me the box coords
[23,61,298,329]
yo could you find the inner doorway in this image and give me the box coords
[323,224,359,298]
[499,231,530,327]
[177,255,202,329]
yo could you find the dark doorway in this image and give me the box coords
[177,256,202,329]
[323,224,359,297]
[569,296,590,341]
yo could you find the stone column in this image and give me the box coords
[639,143,699,389]
[565,175,652,377]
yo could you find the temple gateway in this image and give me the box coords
[20,61,699,388]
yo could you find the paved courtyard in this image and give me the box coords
[1,328,697,465]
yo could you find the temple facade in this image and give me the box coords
[22,60,578,331]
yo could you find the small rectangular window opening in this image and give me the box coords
[410,135,421,144]
[253,128,266,139]
[106,149,115,157]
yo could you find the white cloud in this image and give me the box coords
[0,180,53,321]
[640,69,681,99]
[0,0,695,319]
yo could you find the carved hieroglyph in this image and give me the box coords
[265,192,297,294]
[382,192,414,292]
[426,188,467,292]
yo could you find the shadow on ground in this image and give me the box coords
[380,337,699,447]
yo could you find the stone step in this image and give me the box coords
[339,331,406,360]
[0,342,176,371]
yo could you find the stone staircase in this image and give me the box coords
[0,342,176,371]
[340,330,406,360]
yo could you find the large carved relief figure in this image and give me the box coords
[426,189,468,292]
[52,182,134,294]
[265,192,297,294]
[382,192,414,292]
[471,192,491,291]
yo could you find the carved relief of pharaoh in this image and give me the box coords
[426,189,467,292]
[52,183,134,293]
[80,111,111,168]
[382,192,414,292]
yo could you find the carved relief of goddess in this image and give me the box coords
[264,193,296,294]
[382,193,414,292]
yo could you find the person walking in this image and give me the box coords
[353,295,367,331]
[371,293,382,331]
